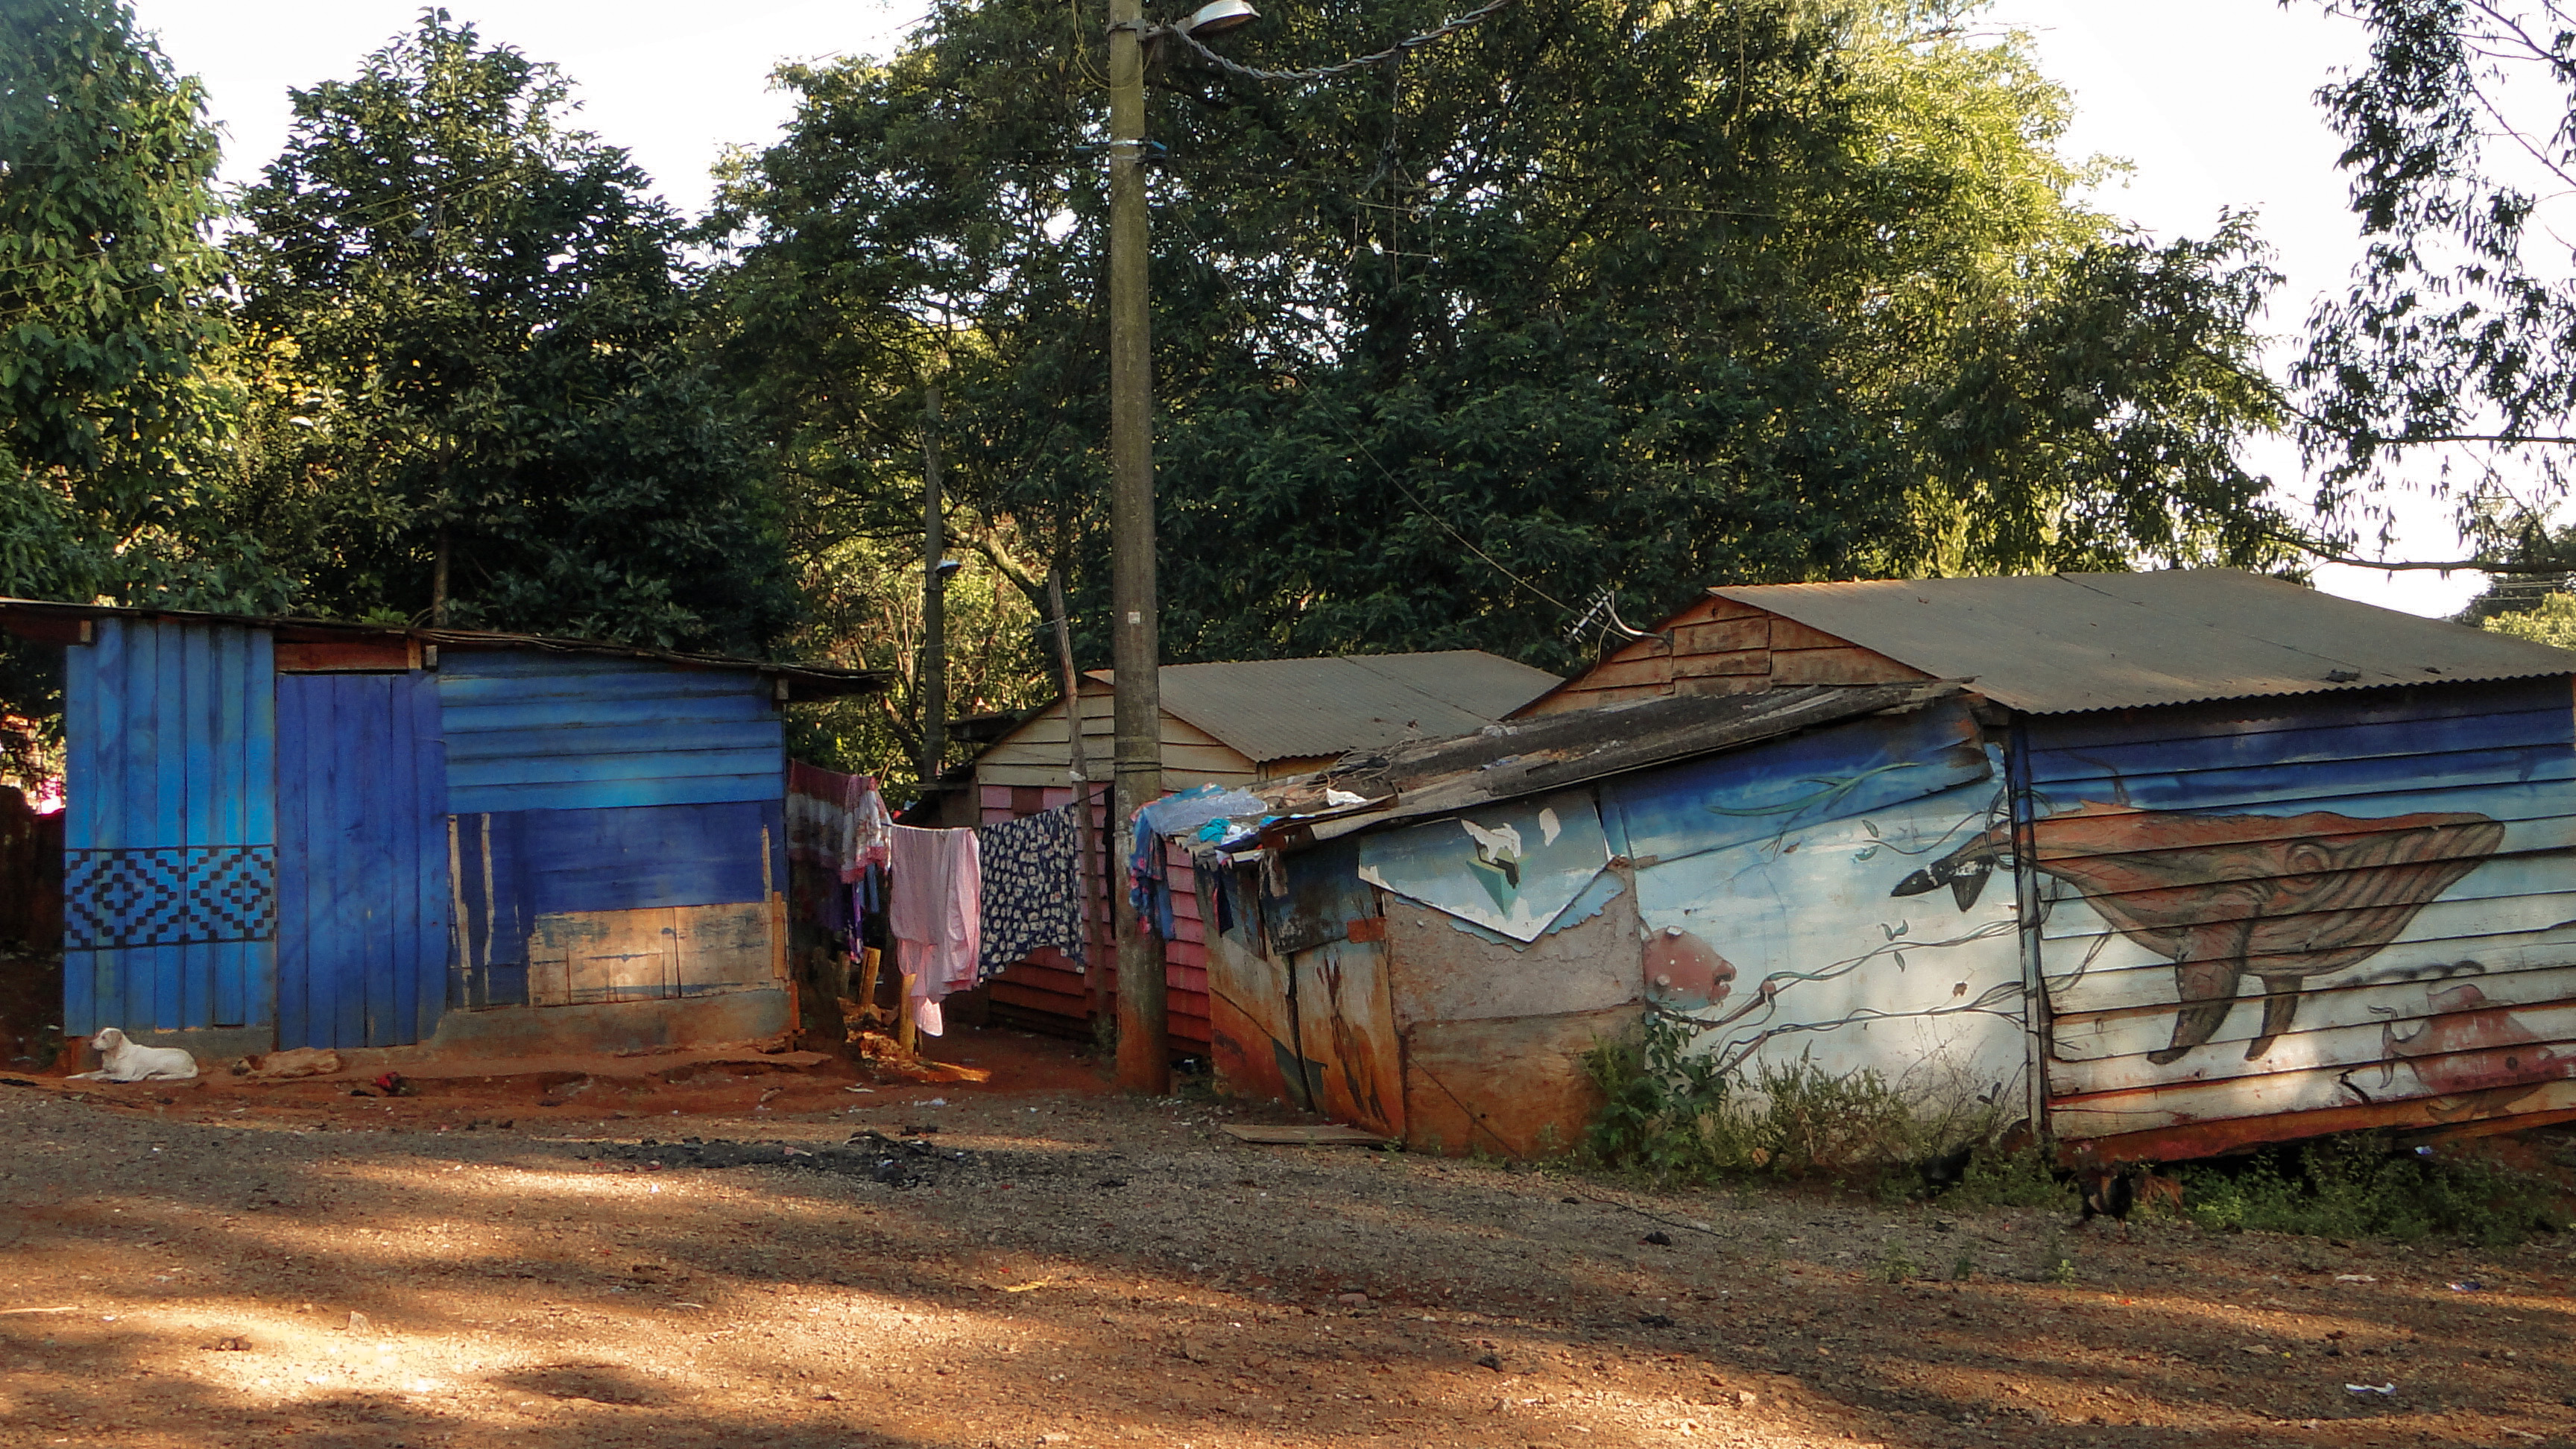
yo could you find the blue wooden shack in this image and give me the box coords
[0,600,882,1063]
[1202,571,2576,1164]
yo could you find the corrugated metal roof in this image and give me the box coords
[1711,569,2576,714]
[1089,651,1561,763]
[1261,681,1966,844]
[0,596,888,700]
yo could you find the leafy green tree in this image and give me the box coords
[0,0,287,782]
[230,10,796,653]
[2294,0,2576,552]
[2481,590,2576,648]
[709,0,2288,677]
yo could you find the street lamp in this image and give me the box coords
[1102,0,1255,1095]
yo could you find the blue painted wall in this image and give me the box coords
[438,653,783,814]
[63,619,276,1036]
[448,799,786,1008]
[275,672,452,1049]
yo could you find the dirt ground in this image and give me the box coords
[3,1026,2573,1449]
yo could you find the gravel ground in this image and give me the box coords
[1,1032,2572,1449]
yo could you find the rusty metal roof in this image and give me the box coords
[1709,570,2575,714]
[1089,651,1560,763]
[0,596,888,701]
[1257,681,1967,844]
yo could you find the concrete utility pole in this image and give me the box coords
[921,382,948,784]
[1106,0,1169,1095]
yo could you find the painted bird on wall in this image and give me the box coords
[1459,818,1524,912]
[1892,801,2504,1065]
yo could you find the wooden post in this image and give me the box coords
[856,946,885,1027]
[1049,565,1110,1019]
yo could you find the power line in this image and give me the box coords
[1169,0,1515,85]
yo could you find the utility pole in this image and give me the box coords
[921,382,948,785]
[1106,0,1169,1093]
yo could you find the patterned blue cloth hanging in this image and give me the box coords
[976,804,1087,977]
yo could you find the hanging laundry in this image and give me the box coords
[789,764,896,954]
[889,824,981,1037]
[788,763,894,880]
[1128,786,1269,937]
[976,804,1087,978]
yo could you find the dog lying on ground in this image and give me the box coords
[68,1026,200,1082]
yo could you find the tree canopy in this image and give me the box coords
[2296,0,2576,559]
[709,0,2290,674]
[228,9,795,653]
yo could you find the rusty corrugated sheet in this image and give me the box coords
[1711,569,2575,715]
[1266,681,1964,842]
[1089,651,1559,765]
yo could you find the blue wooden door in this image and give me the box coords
[274,672,451,1049]
[63,619,277,1036]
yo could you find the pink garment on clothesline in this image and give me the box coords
[888,824,981,1038]
[787,763,894,881]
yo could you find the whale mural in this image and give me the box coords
[1895,801,2506,1064]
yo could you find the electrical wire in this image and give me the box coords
[1169,0,1514,85]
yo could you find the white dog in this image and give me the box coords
[69,1026,200,1082]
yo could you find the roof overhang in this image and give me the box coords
[0,598,889,702]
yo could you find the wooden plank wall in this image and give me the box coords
[437,652,784,813]
[449,800,786,1009]
[976,682,1255,790]
[1517,595,1927,715]
[2021,680,2576,1150]
[274,672,452,1049]
[62,619,277,1037]
[976,782,1213,1052]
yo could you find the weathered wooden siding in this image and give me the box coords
[437,652,783,814]
[974,684,1254,790]
[448,801,786,1009]
[62,619,277,1036]
[1516,595,1928,716]
[275,672,451,1049]
[1609,698,2030,1107]
[525,900,785,1006]
[2007,681,2576,1152]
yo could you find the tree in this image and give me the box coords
[230,10,796,654]
[2295,0,2576,556]
[708,0,2289,681]
[0,0,286,783]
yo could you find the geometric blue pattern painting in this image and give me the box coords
[64,845,279,950]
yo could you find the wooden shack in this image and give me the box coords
[1204,572,2576,1164]
[965,652,1559,1047]
[0,599,883,1064]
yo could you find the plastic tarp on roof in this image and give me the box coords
[1712,569,2576,714]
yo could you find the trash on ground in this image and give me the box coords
[589,1134,972,1188]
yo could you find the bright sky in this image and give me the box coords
[128,0,2516,619]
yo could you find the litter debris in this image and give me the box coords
[1641,1231,1674,1246]
[588,1134,972,1189]
[2333,1274,2378,1283]
[2344,1383,2396,1396]
[374,1072,417,1097]
[2447,1281,2486,1292]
